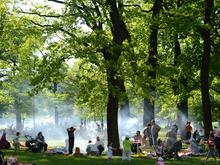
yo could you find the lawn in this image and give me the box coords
[1,149,219,165]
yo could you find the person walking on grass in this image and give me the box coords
[205,135,218,163]
[107,142,116,161]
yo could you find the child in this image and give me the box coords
[156,139,165,158]
[205,135,218,163]
[13,132,20,153]
[156,157,166,165]
[122,136,133,162]
[107,142,115,161]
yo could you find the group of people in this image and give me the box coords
[1,121,220,164]
[0,130,48,154]
[85,136,105,156]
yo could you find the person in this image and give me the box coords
[156,139,165,158]
[151,120,161,146]
[164,126,181,159]
[86,140,99,156]
[189,137,200,155]
[107,142,116,161]
[139,135,149,152]
[143,123,152,146]
[206,135,218,163]
[122,135,133,162]
[13,132,20,153]
[214,129,220,156]
[67,127,76,155]
[192,130,201,143]
[156,157,166,165]
[132,131,142,154]
[35,132,47,152]
[185,122,192,140]
[95,136,104,156]
[0,150,5,165]
[0,132,10,149]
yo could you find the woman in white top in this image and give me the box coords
[95,136,105,155]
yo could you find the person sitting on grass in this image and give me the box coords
[164,126,181,159]
[95,136,104,156]
[35,132,47,152]
[205,135,218,163]
[139,135,149,153]
[86,140,99,156]
[132,131,142,154]
[122,135,133,162]
[0,131,10,149]
[156,139,165,158]
[13,132,20,153]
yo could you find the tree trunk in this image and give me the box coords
[143,0,162,126]
[173,39,188,137]
[106,68,120,155]
[177,99,188,137]
[32,97,36,130]
[143,98,154,126]
[118,79,130,118]
[55,106,59,126]
[199,0,213,138]
[16,109,22,131]
[103,0,130,155]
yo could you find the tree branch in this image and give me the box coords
[48,0,65,4]
[123,4,152,13]
[30,20,75,38]
[19,10,62,18]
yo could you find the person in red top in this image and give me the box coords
[185,122,192,140]
[205,135,218,163]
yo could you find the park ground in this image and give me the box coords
[2,149,219,165]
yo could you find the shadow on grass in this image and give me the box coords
[1,149,219,165]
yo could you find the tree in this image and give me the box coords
[199,0,214,137]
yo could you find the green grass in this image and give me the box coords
[1,149,219,165]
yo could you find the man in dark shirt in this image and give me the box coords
[67,127,76,155]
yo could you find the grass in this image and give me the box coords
[1,149,219,165]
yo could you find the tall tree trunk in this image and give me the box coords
[16,109,22,131]
[173,39,188,137]
[32,97,36,130]
[119,79,130,118]
[199,0,214,138]
[55,106,59,126]
[106,66,120,154]
[143,0,162,126]
[105,0,130,155]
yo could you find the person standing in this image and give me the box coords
[122,136,133,162]
[185,122,192,140]
[151,120,161,146]
[67,127,76,155]
[13,132,20,153]
[107,142,116,161]
[143,123,153,146]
